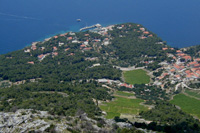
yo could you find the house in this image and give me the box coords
[170,69,175,72]
[54,36,58,39]
[52,52,58,56]
[80,44,86,48]
[185,70,191,74]
[139,28,145,31]
[27,61,34,65]
[148,34,153,37]
[195,58,200,62]
[67,37,73,40]
[72,40,79,43]
[120,83,134,88]
[183,55,191,61]
[143,31,149,34]
[188,61,198,67]
[174,64,181,70]
[41,47,45,51]
[38,54,45,61]
[103,41,110,46]
[83,47,92,51]
[139,36,147,39]
[31,45,37,50]
[69,32,75,35]
[59,42,64,46]
[162,48,168,51]
[24,49,31,53]
[175,75,181,79]
[69,53,75,56]
[97,79,108,83]
[53,46,57,51]
[83,41,89,45]
[65,48,70,51]
[60,34,65,37]
[92,63,100,67]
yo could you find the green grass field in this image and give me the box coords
[170,94,200,118]
[100,94,148,119]
[123,69,150,84]
[185,90,200,99]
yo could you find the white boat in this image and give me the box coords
[77,19,81,22]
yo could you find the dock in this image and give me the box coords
[80,23,101,31]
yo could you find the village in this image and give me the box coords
[153,48,200,92]
[3,23,199,94]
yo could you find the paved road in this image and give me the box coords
[114,66,144,71]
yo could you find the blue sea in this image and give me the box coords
[0,0,200,54]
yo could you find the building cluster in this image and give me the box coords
[154,48,200,90]
[97,79,134,89]
[23,24,116,64]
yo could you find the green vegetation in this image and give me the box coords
[118,84,170,104]
[1,23,198,132]
[105,23,170,67]
[189,82,200,89]
[115,91,134,97]
[170,94,200,118]
[0,81,112,118]
[123,69,150,84]
[185,44,200,57]
[185,90,200,99]
[138,102,200,132]
[100,93,148,119]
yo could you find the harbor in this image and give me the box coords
[80,23,101,31]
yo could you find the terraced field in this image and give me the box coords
[100,91,148,119]
[170,93,200,118]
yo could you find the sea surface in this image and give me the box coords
[0,0,200,54]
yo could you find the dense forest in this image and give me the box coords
[184,44,200,57]
[137,102,200,132]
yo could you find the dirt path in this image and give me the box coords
[182,91,200,101]
[113,94,136,99]
[33,91,68,97]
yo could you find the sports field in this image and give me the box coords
[123,69,150,84]
[100,91,148,119]
[170,94,200,118]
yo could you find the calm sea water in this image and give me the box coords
[0,0,200,54]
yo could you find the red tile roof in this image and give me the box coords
[27,61,34,64]
[53,46,57,51]
[148,34,153,37]
[170,69,175,72]
[183,55,191,60]
[162,48,168,50]
[80,44,86,48]
[65,48,70,51]
[67,37,73,40]
[176,50,182,53]
[143,31,149,34]
[52,52,58,56]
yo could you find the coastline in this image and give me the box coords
[1,22,121,55]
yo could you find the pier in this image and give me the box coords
[80,23,101,31]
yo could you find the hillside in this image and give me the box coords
[0,23,200,132]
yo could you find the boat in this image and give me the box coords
[77,19,81,22]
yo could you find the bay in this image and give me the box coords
[0,0,200,54]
